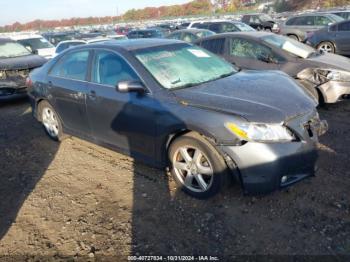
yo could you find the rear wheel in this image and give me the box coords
[169,132,229,199]
[38,101,64,141]
[317,41,335,53]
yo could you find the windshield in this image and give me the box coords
[328,14,344,22]
[135,44,236,90]
[235,22,255,31]
[262,34,316,59]
[18,37,54,50]
[0,42,31,58]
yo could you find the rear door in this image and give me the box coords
[335,21,350,53]
[47,49,91,135]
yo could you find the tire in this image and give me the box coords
[317,41,335,54]
[264,27,272,32]
[38,100,64,141]
[287,34,299,41]
[168,132,229,199]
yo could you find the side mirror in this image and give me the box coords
[117,80,145,93]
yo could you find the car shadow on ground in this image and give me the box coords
[0,99,59,240]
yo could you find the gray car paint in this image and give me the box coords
[196,32,350,103]
[28,39,326,194]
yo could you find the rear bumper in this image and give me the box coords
[220,141,318,195]
[319,81,350,103]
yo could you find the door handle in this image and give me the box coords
[48,81,53,88]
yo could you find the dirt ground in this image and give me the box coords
[0,98,349,261]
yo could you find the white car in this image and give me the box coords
[54,38,112,57]
[10,34,55,59]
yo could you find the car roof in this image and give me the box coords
[197,31,272,41]
[9,34,43,40]
[87,38,185,51]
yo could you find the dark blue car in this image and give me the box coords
[306,19,350,55]
[27,39,327,198]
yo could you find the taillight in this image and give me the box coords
[26,77,33,88]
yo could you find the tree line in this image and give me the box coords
[0,0,347,32]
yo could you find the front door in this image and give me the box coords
[85,50,157,160]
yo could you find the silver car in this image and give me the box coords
[280,13,344,42]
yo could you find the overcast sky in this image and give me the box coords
[0,0,191,25]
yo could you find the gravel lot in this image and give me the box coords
[0,98,349,260]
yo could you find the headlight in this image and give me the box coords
[317,69,350,82]
[0,71,6,80]
[225,122,295,142]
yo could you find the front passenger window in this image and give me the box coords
[92,51,138,86]
[230,38,279,62]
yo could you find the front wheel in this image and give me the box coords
[317,41,335,53]
[38,101,64,141]
[168,132,230,199]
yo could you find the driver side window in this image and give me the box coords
[230,38,279,62]
[91,51,139,86]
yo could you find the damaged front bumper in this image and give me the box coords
[0,69,30,101]
[318,81,350,103]
[297,68,350,103]
[218,110,328,195]
[0,81,27,101]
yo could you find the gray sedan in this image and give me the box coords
[196,32,350,104]
[27,39,327,198]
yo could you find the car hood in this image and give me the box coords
[307,53,350,71]
[172,70,316,123]
[0,54,47,70]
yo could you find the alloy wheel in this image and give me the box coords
[172,146,214,193]
[42,107,59,138]
[318,43,334,53]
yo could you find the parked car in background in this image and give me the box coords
[279,13,344,42]
[115,26,131,36]
[196,32,350,104]
[167,29,215,43]
[127,29,163,39]
[10,34,56,59]
[329,10,350,20]
[188,20,255,33]
[54,38,111,56]
[54,40,87,56]
[241,13,276,31]
[306,20,350,55]
[106,34,128,41]
[42,31,76,46]
[0,38,46,100]
[27,39,327,198]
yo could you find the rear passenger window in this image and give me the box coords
[50,50,89,81]
[230,38,281,62]
[92,51,138,86]
[294,16,314,26]
[168,32,182,40]
[200,38,225,54]
[338,21,350,31]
